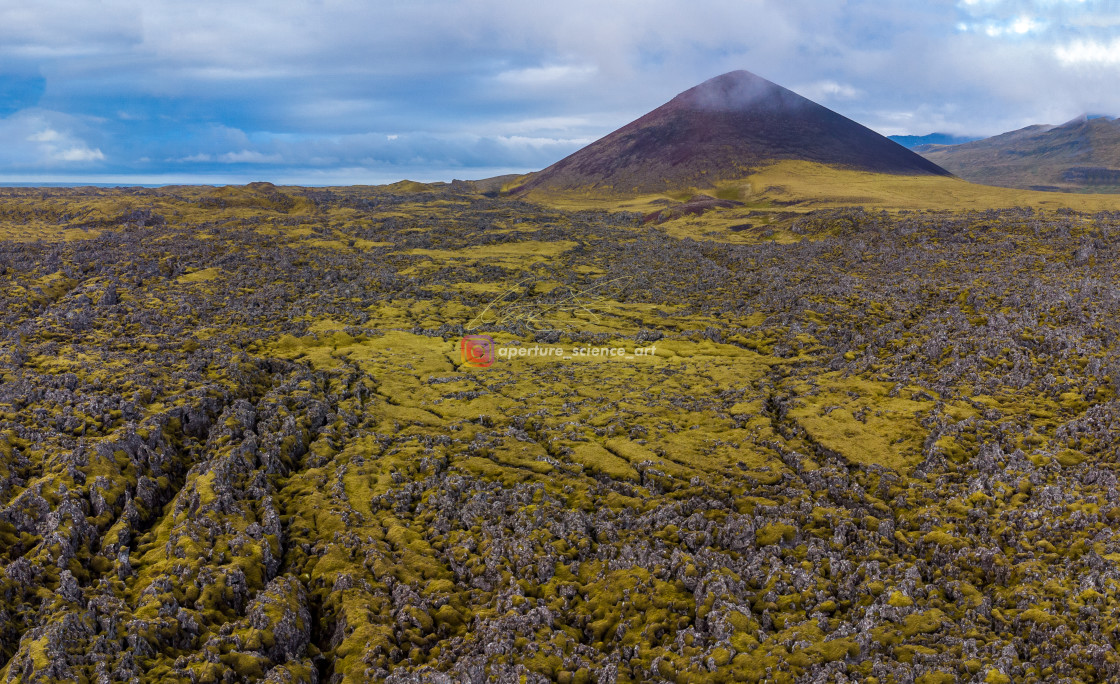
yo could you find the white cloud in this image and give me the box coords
[28,129,62,142]
[219,150,283,164]
[0,0,140,58]
[54,146,104,161]
[494,64,598,86]
[1055,38,1120,65]
[960,14,1045,37]
[0,110,106,168]
[1011,16,1042,33]
[492,135,595,147]
[498,116,592,134]
[795,80,863,102]
[978,15,1044,36]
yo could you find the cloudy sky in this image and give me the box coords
[0,0,1117,185]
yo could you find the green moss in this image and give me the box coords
[902,610,945,638]
[756,523,797,546]
[1018,607,1061,626]
[1056,449,1087,467]
[887,591,913,608]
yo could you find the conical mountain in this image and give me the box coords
[517,70,951,196]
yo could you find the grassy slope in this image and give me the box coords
[520,160,1120,244]
[522,160,1120,213]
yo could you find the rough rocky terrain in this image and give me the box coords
[0,183,1119,682]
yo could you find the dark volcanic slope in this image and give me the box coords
[519,70,951,196]
[917,116,1120,192]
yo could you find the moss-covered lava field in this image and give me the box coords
[3,182,1120,682]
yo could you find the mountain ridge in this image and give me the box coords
[915,116,1120,192]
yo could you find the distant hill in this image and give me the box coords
[915,116,1120,192]
[516,70,951,197]
[889,133,980,149]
